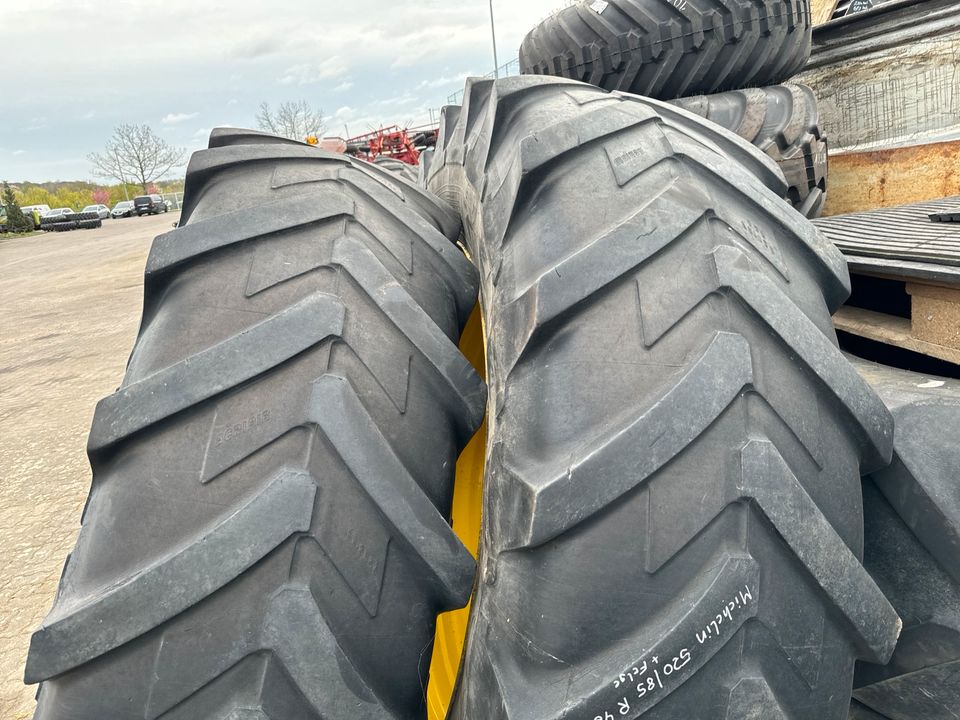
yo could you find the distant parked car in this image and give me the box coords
[133,194,168,216]
[44,208,73,219]
[111,201,135,219]
[82,204,110,220]
[22,204,52,218]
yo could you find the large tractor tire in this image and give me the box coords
[849,701,888,719]
[519,0,812,100]
[26,129,486,720]
[672,84,827,218]
[849,358,960,720]
[373,156,420,184]
[418,149,435,189]
[423,96,787,206]
[41,217,73,232]
[427,76,897,720]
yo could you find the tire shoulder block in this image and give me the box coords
[497,332,752,549]
[26,469,316,683]
[88,293,346,452]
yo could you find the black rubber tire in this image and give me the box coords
[418,149,434,189]
[428,76,897,720]
[205,127,463,240]
[26,128,486,719]
[518,0,813,100]
[40,217,72,231]
[425,90,787,205]
[373,156,420,184]
[848,357,960,720]
[672,83,827,218]
[849,701,888,719]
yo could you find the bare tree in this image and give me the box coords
[256,100,326,140]
[88,124,186,193]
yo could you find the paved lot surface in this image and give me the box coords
[0,213,177,719]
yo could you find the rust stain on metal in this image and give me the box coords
[824,140,960,216]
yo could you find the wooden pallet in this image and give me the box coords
[816,198,960,365]
[816,197,960,268]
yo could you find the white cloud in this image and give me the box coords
[162,112,199,125]
[370,93,419,109]
[231,34,287,59]
[80,110,95,120]
[389,24,489,68]
[13,150,26,156]
[279,57,348,86]
[417,71,474,91]
[0,0,569,181]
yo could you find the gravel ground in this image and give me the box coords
[0,213,177,719]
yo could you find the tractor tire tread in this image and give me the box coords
[672,83,827,217]
[27,136,485,720]
[428,76,895,720]
[519,0,812,100]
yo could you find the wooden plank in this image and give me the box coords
[834,306,960,364]
[822,140,960,216]
[815,196,960,261]
[907,282,960,350]
[846,256,960,287]
[812,0,841,24]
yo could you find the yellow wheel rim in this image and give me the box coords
[426,304,487,720]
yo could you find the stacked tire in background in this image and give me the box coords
[518,0,827,217]
[672,85,827,218]
[373,155,420,183]
[518,0,812,97]
[39,212,102,232]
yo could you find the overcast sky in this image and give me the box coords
[2,0,565,182]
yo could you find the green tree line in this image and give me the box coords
[7,180,185,211]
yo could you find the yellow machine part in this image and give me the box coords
[426,304,487,720]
